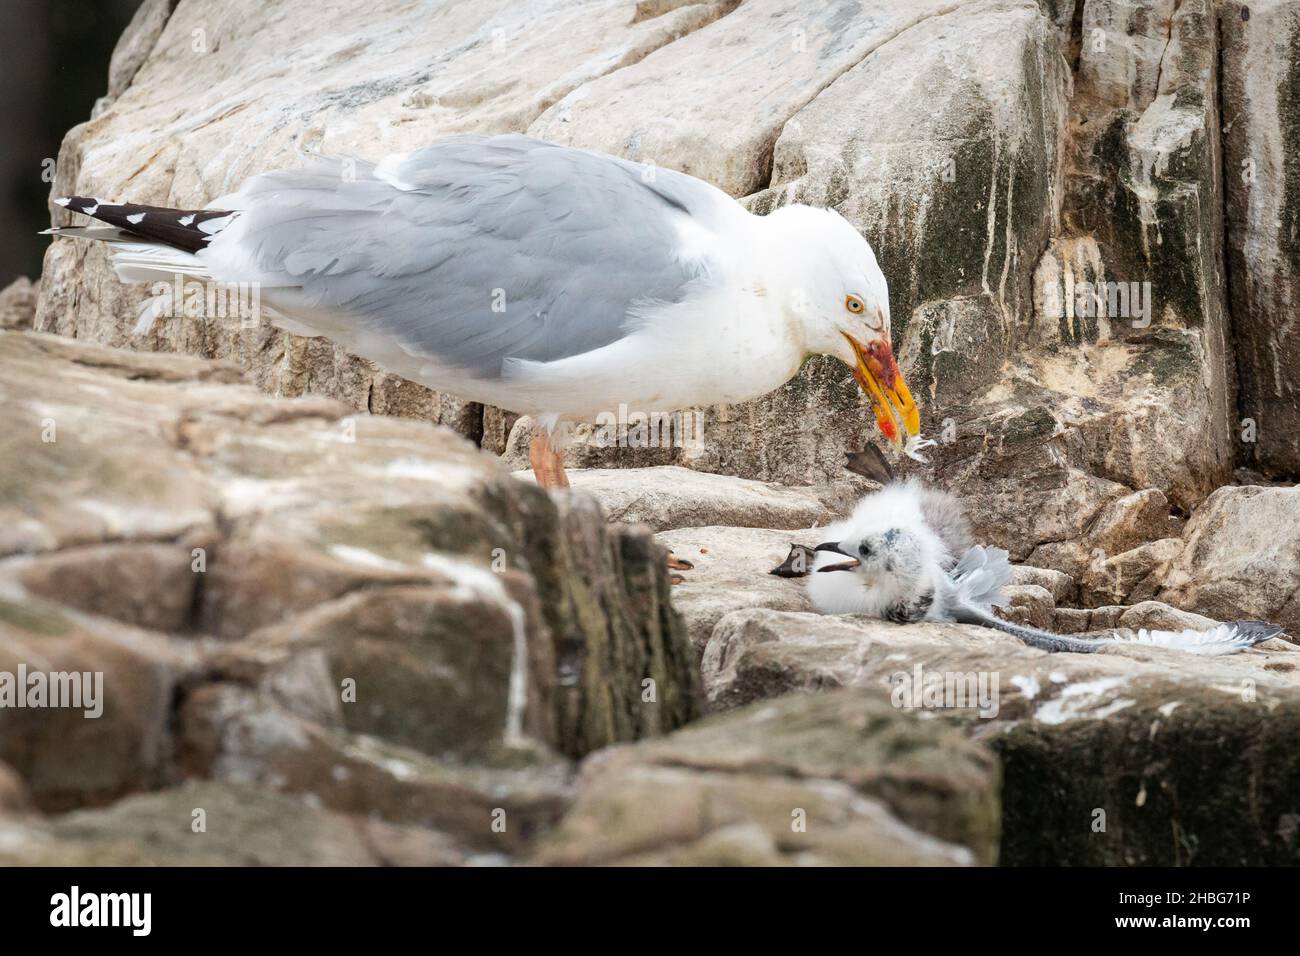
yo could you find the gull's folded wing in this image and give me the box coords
[202,134,738,379]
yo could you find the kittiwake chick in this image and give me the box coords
[808,481,1282,655]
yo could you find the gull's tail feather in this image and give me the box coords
[948,545,1011,610]
[47,197,238,335]
[48,196,236,254]
[40,224,139,243]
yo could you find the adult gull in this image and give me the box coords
[46,134,920,487]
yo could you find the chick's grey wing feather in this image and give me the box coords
[917,487,973,561]
[215,134,729,379]
[947,545,1011,610]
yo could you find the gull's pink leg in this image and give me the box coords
[529,432,570,489]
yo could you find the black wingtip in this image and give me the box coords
[49,197,236,253]
[1230,621,1284,645]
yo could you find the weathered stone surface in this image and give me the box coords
[1028,487,1187,601]
[176,683,571,857]
[533,689,1000,866]
[1000,583,1057,630]
[0,762,35,816]
[0,594,196,811]
[1052,600,1223,637]
[15,542,208,632]
[0,329,697,865]
[997,687,1300,865]
[0,781,463,866]
[1220,0,1300,477]
[656,525,815,654]
[748,0,1067,402]
[517,465,846,533]
[914,0,1238,557]
[533,0,974,198]
[702,606,1292,710]
[0,278,36,330]
[1053,0,1234,489]
[103,0,176,105]
[1077,536,1184,607]
[1085,489,1183,558]
[696,606,1299,864]
[1114,600,1219,634]
[545,492,704,755]
[1009,563,1077,605]
[2,331,697,764]
[1159,484,1300,636]
[230,583,557,761]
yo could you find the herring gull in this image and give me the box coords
[45,133,919,488]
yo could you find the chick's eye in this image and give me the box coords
[844,295,865,314]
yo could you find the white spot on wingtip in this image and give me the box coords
[197,214,232,234]
[54,197,70,207]
[178,214,195,226]
[83,205,99,216]
[126,213,145,224]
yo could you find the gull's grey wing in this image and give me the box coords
[208,134,736,378]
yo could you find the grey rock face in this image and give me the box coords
[532,689,1001,866]
[15,0,1300,868]
[1221,0,1300,477]
[0,330,697,858]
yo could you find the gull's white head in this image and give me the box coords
[761,204,919,446]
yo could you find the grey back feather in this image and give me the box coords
[220,134,734,378]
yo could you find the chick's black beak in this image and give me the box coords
[814,541,860,572]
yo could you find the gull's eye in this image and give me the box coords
[858,541,873,557]
[844,294,866,315]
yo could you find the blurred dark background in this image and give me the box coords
[1,0,143,286]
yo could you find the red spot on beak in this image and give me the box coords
[867,340,899,389]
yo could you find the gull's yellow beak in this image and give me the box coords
[842,333,919,445]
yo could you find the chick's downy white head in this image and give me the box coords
[806,481,953,618]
